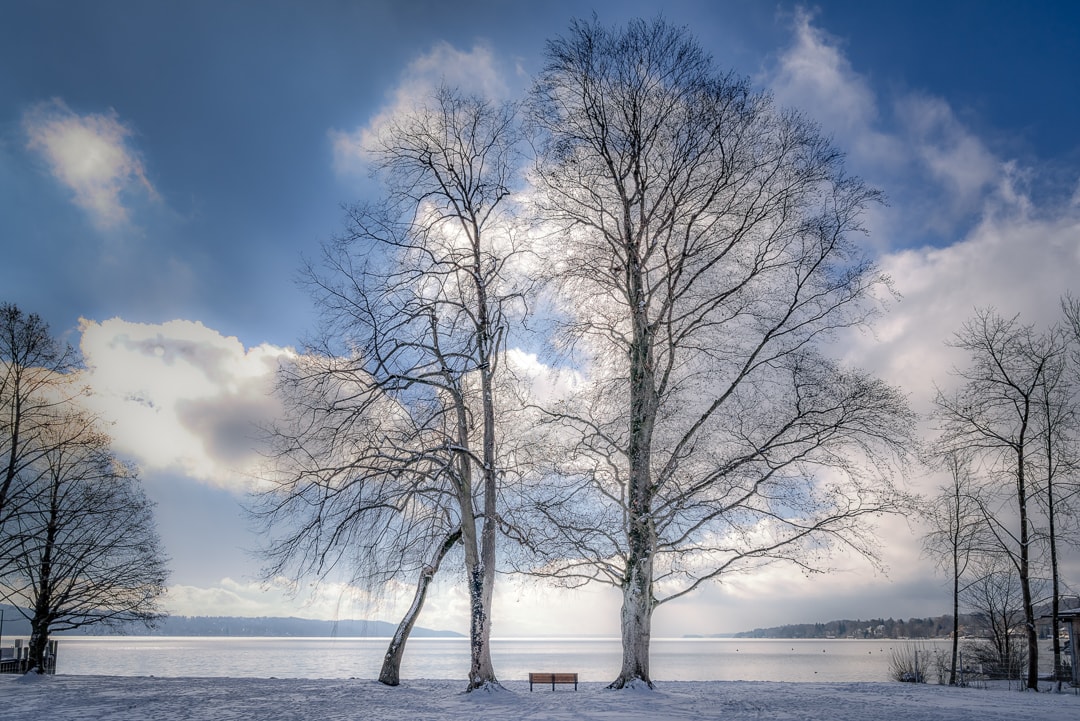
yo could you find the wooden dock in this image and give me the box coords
[0,639,57,674]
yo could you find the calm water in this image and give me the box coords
[48,637,953,682]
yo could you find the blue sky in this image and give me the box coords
[3,1,1080,636]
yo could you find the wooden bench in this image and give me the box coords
[528,672,578,691]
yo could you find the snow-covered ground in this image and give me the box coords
[2,675,1076,720]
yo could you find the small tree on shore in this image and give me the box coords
[0,411,167,671]
[922,450,982,685]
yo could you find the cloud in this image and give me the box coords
[504,347,582,403]
[894,94,1003,225]
[79,318,294,490]
[843,177,1080,420]
[765,11,1018,247]
[166,577,386,620]
[330,43,509,175]
[764,12,1078,417]
[769,9,876,135]
[767,9,902,172]
[23,98,157,229]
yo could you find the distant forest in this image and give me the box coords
[733,602,1077,639]
[734,616,958,639]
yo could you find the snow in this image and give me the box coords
[1,675,1076,720]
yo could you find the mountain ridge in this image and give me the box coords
[0,605,462,638]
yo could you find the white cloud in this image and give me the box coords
[79,318,294,490]
[768,15,1080,634]
[23,98,157,229]
[330,43,509,175]
[504,347,582,403]
[166,577,387,621]
[765,12,1079,419]
[894,94,1003,221]
[767,9,903,172]
[769,9,875,133]
[845,198,1080,419]
[765,11,1022,247]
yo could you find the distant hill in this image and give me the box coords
[131,615,464,638]
[0,605,462,638]
[730,598,1080,640]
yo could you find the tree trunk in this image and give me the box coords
[1046,471,1063,687]
[467,476,499,691]
[466,563,498,690]
[1041,386,1064,689]
[378,528,461,686]
[1015,445,1039,690]
[26,459,60,673]
[949,565,959,685]
[611,554,655,688]
[26,540,53,673]
[456,479,499,690]
[1021,596,1039,689]
[27,618,50,674]
[466,442,499,690]
[610,256,658,690]
[463,231,502,693]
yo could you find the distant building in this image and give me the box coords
[1054,608,1080,686]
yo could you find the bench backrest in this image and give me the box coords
[529,672,577,683]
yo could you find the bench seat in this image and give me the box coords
[528,672,578,691]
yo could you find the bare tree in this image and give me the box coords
[256,352,465,684]
[0,410,167,671]
[1050,294,1080,683]
[934,308,1067,690]
[1033,333,1077,686]
[921,450,982,685]
[255,87,523,691]
[524,17,914,689]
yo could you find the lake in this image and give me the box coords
[49,637,956,682]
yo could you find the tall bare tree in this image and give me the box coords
[1050,295,1080,682]
[0,410,167,671]
[1033,334,1076,685]
[256,87,522,691]
[524,17,914,688]
[922,450,982,685]
[934,308,1067,690]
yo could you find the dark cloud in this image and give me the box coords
[175,393,276,468]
